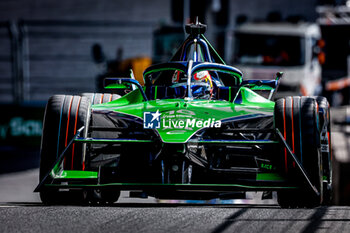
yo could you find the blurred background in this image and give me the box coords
[1,0,350,204]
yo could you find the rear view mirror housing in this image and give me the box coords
[104,78,132,89]
[103,78,148,101]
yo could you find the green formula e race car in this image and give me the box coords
[35,23,332,208]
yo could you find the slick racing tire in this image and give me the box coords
[313,96,333,205]
[39,95,90,204]
[81,93,121,105]
[275,96,323,208]
[81,93,121,204]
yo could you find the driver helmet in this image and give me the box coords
[192,71,213,99]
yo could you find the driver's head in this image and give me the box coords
[194,71,209,81]
[192,71,214,99]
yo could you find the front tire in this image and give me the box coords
[81,92,122,204]
[39,95,89,204]
[275,96,323,208]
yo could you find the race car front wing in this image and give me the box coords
[34,126,320,197]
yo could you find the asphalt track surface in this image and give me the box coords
[1,169,350,233]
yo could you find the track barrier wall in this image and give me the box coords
[0,103,45,173]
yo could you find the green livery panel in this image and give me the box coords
[91,87,275,143]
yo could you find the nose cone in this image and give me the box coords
[152,100,231,143]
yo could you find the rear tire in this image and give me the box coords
[39,95,90,204]
[81,93,121,105]
[275,96,323,208]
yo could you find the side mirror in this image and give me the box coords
[275,72,284,81]
[103,78,148,101]
[104,78,132,89]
